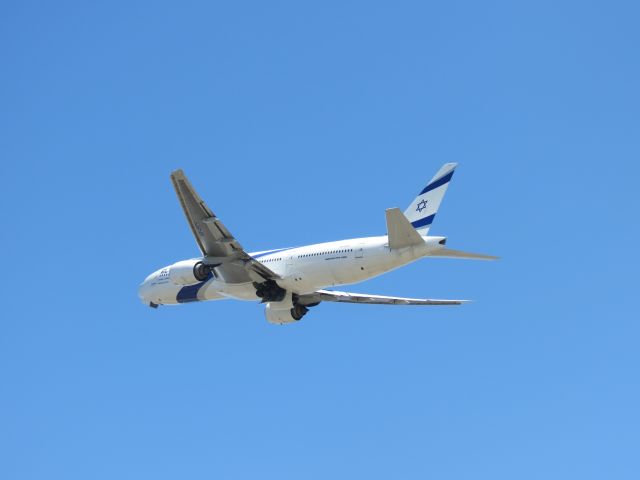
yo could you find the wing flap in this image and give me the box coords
[171,169,226,256]
[298,289,467,306]
[170,169,280,280]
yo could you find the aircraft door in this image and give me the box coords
[285,255,295,277]
[354,243,366,277]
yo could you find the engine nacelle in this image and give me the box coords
[169,259,211,285]
[265,295,309,325]
[265,303,298,324]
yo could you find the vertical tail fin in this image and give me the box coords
[403,163,457,235]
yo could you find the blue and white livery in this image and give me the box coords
[403,162,457,235]
[138,164,497,324]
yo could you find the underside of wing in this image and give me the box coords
[427,248,499,260]
[170,169,279,281]
[297,290,467,306]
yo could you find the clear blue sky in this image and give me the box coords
[1,1,639,479]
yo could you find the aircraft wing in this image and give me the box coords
[297,290,467,306]
[427,248,499,260]
[170,169,279,280]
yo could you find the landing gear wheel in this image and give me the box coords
[290,304,309,321]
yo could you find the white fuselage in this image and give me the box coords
[138,235,446,306]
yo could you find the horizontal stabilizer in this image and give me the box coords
[428,248,499,260]
[298,290,467,306]
[386,208,425,249]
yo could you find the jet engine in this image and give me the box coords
[169,259,213,285]
[265,303,309,324]
[264,293,310,324]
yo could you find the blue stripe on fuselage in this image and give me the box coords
[176,272,213,303]
[251,247,295,259]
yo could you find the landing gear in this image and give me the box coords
[290,293,313,321]
[253,279,286,302]
[256,286,316,322]
[290,304,308,321]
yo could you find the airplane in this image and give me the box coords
[138,163,497,324]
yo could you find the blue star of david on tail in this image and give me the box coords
[416,199,428,212]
